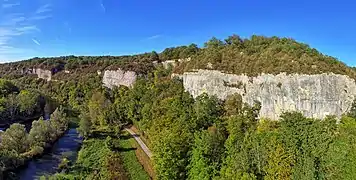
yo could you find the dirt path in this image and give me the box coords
[125,128,153,159]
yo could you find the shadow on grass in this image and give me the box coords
[118,147,137,152]
[120,135,133,140]
[90,131,118,139]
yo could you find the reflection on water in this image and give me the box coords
[17,129,82,180]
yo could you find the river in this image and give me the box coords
[16,128,83,180]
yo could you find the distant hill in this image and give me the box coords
[0,35,355,79]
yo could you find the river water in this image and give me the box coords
[16,128,83,180]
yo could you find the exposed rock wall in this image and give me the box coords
[180,70,356,119]
[161,58,191,69]
[33,68,52,81]
[103,69,137,88]
[21,68,52,81]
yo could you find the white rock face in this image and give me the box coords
[103,69,137,88]
[180,70,356,120]
[33,68,52,81]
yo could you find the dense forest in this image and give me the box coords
[0,35,355,179]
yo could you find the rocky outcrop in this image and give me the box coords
[33,68,52,81]
[22,68,52,81]
[103,69,137,88]
[162,58,191,69]
[179,70,356,119]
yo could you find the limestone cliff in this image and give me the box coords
[21,68,52,81]
[179,70,356,119]
[102,69,137,88]
[33,68,52,81]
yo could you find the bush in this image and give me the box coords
[29,146,44,157]
[105,136,115,150]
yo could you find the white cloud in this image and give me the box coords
[32,38,40,46]
[35,4,51,14]
[146,34,162,40]
[100,0,106,12]
[16,25,40,33]
[2,3,20,8]
[63,21,72,33]
[29,15,52,21]
[0,2,52,62]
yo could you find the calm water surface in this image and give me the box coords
[17,128,82,180]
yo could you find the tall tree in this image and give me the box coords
[224,93,243,116]
[17,90,40,116]
[28,117,55,147]
[193,93,222,130]
[88,91,109,127]
[50,106,68,135]
[188,127,226,180]
[0,123,29,154]
[77,111,92,138]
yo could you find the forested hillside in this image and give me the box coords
[0,35,355,80]
[0,35,355,180]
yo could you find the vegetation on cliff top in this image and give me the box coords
[180,35,355,79]
[0,35,354,80]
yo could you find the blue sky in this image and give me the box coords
[0,0,355,66]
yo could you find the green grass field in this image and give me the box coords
[119,131,150,180]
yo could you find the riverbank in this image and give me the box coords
[0,109,72,179]
[16,128,82,179]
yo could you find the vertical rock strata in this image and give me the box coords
[180,70,356,119]
[102,69,137,89]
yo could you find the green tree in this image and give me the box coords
[224,93,243,116]
[77,111,92,138]
[150,51,160,62]
[6,94,18,119]
[348,99,356,118]
[50,106,68,135]
[188,127,226,180]
[0,79,18,97]
[279,112,337,179]
[219,103,261,179]
[193,93,222,130]
[322,116,356,179]
[17,90,40,116]
[179,44,199,58]
[28,117,55,147]
[88,91,109,127]
[153,127,192,180]
[225,34,244,48]
[0,123,29,154]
